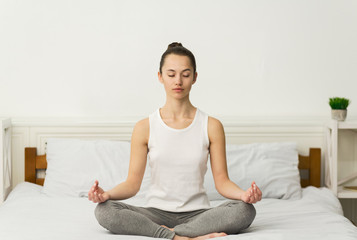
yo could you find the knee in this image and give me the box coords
[228,201,256,229]
[94,201,112,226]
[95,200,128,220]
[242,202,256,227]
[94,201,131,234]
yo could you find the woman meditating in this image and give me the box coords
[88,42,262,239]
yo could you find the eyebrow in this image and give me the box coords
[167,69,192,73]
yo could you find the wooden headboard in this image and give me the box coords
[24,147,321,188]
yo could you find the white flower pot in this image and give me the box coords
[331,109,347,121]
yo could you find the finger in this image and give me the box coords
[91,180,98,190]
[90,191,96,201]
[253,193,259,203]
[252,183,262,200]
[252,192,259,203]
[93,192,100,203]
[254,183,261,192]
[249,194,254,203]
[253,192,258,202]
[98,193,104,203]
[252,182,258,193]
[100,193,107,203]
[91,193,96,203]
[258,189,262,201]
[253,185,258,200]
[88,186,96,201]
[90,187,96,197]
[250,188,254,198]
[92,191,98,201]
[251,183,256,195]
[248,187,257,203]
[247,189,253,203]
[93,181,99,190]
[256,186,262,197]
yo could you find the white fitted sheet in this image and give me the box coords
[0,182,356,240]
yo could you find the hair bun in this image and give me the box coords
[167,42,183,49]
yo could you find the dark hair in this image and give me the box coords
[159,42,196,74]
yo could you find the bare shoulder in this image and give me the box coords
[132,117,150,144]
[135,117,149,129]
[208,116,225,143]
[208,116,223,128]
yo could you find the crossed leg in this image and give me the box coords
[95,200,177,239]
[95,200,255,239]
[172,200,256,238]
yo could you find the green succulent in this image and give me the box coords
[329,97,350,110]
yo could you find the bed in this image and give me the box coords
[0,138,357,240]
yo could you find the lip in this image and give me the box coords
[173,88,183,92]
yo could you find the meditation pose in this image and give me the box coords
[88,42,262,239]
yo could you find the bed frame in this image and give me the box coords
[24,147,321,188]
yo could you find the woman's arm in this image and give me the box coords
[88,118,149,203]
[208,117,262,203]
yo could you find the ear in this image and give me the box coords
[192,72,198,85]
[158,71,164,84]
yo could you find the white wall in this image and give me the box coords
[1,0,357,119]
[1,0,357,223]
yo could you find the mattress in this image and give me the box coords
[0,182,356,240]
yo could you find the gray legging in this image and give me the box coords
[94,200,256,239]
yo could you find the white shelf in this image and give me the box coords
[326,119,357,199]
[0,118,12,204]
[338,186,357,198]
[327,120,357,129]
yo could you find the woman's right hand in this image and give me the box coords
[241,181,262,204]
[88,180,110,203]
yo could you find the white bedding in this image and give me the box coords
[0,182,356,240]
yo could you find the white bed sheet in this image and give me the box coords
[0,182,356,240]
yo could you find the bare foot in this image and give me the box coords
[173,232,227,240]
[161,225,174,231]
[193,232,227,239]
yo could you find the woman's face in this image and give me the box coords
[158,54,197,100]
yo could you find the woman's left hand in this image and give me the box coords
[241,181,262,204]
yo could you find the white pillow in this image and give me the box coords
[204,142,302,200]
[42,138,150,198]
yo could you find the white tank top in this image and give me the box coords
[144,107,211,212]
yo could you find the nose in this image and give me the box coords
[175,75,183,86]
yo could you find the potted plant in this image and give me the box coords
[329,97,351,121]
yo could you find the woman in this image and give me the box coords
[88,42,262,240]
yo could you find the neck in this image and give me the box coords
[161,99,196,119]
